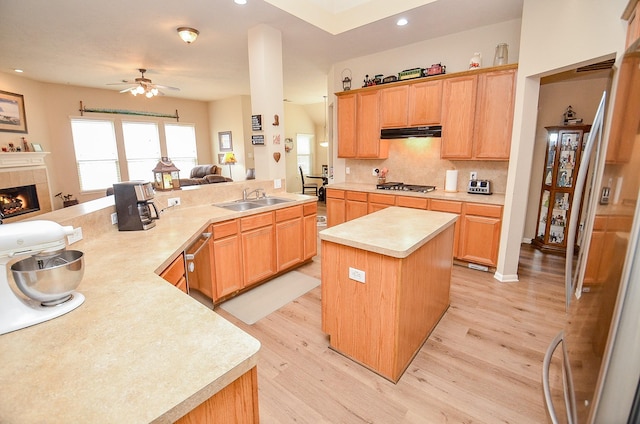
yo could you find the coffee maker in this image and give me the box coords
[113,181,159,231]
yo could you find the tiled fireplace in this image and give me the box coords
[0,152,53,223]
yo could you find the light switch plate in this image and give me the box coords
[67,227,83,244]
[274,179,282,189]
[110,212,118,225]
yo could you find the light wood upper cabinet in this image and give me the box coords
[337,93,357,158]
[441,75,478,159]
[408,80,442,125]
[473,69,517,159]
[441,68,516,160]
[337,91,388,159]
[624,0,640,48]
[606,55,638,163]
[380,85,409,128]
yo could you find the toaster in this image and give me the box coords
[467,179,492,195]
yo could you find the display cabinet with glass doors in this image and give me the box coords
[533,125,591,254]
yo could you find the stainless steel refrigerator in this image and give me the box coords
[542,39,640,424]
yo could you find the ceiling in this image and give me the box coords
[0,0,523,106]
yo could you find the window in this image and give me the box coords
[70,119,120,191]
[122,121,161,182]
[296,133,314,174]
[165,123,198,176]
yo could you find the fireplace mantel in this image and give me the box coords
[0,152,50,169]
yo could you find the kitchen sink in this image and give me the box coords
[214,197,294,211]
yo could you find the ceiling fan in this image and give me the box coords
[108,69,180,98]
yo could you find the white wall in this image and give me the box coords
[209,96,248,181]
[497,0,628,281]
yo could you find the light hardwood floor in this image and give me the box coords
[214,203,566,423]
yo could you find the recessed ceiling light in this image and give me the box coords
[14,69,23,73]
[397,18,408,26]
[234,0,247,4]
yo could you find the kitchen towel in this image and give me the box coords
[445,170,458,192]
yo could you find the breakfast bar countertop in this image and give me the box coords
[0,185,315,424]
[319,206,458,258]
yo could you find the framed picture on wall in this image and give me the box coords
[0,90,28,133]
[218,153,225,164]
[218,131,233,152]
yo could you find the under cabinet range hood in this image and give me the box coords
[380,126,442,139]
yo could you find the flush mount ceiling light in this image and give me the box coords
[177,27,200,44]
[234,0,247,4]
[396,18,408,26]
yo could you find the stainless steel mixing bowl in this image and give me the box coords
[11,250,84,306]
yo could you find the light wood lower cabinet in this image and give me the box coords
[346,190,368,221]
[175,366,259,424]
[583,215,634,285]
[303,202,318,260]
[367,192,395,213]
[326,189,346,227]
[458,203,502,267]
[241,212,276,287]
[212,220,243,299]
[160,255,187,293]
[185,233,214,298]
[276,205,304,271]
[430,199,463,259]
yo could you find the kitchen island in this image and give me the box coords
[0,181,315,423]
[320,206,458,382]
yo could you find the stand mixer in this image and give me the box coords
[1,220,85,335]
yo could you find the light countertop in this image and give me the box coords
[326,182,506,206]
[0,184,315,424]
[319,206,458,258]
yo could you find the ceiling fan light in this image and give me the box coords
[145,91,154,98]
[151,87,159,96]
[177,27,199,44]
[135,85,145,94]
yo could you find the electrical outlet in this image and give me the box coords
[110,212,118,225]
[348,267,366,283]
[168,197,181,207]
[372,168,378,176]
[346,167,351,174]
[470,171,478,181]
[67,227,83,245]
[274,179,282,189]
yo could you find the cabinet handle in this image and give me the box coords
[564,92,606,309]
[185,232,212,261]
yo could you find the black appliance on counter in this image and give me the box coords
[376,182,436,193]
[113,181,159,231]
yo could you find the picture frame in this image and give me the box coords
[0,90,28,133]
[218,153,225,165]
[218,131,233,152]
[31,143,43,152]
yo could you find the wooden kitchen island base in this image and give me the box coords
[320,207,457,383]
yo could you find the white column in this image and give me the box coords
[247,24,286,184]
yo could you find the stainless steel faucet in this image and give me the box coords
[243,188,265,200]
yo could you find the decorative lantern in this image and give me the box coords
[152,157,181,191]
[341,68,352,91]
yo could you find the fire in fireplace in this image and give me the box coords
[0,184,40,218]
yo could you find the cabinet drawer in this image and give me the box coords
[465,203,502,218]
[241,212,274,232]
[303,202,317,216]
[368,193,395,205]
[593,215,607,231]
[430,199,462,214]
[212,220,239,239]
[276,205,303,222]
[346,191,368,201]
[607,215,633,232]
[326,189,345,199]
[396,196,428,209]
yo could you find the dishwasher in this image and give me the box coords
[183,232,212,297]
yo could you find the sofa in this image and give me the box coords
[179,165,233,186]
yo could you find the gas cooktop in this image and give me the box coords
[376,182,436,193]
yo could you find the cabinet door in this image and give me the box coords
[396,196,428,209]
[213,235,243,299]
[367,193,395,214]
[346,200,368,221]
[473,69,516,160]
[242,225,276,286]
[186,234,214,299]
[337,93,357,158]
[160,255,187,293]
[380,85,409,128]
[459,204,502,267]
[276,217,304,271]
[430,199,462,258]
[303,213,317,260]
[408,80,443,125]
[326,189,346,227]
[441,75,477,159]
[357,90,387,158]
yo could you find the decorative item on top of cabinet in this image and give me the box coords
[533,125,591,254]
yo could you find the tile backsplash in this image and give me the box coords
[345,138,509,194]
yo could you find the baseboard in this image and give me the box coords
[521,237,532,244]
[494,271,519,283]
